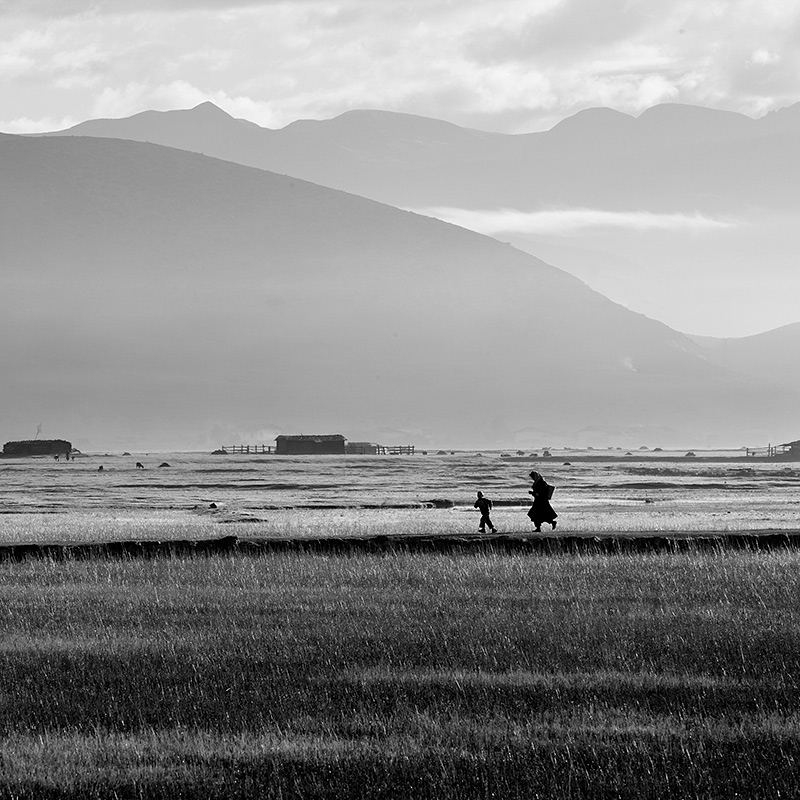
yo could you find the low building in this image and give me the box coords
[275,434,346,455]
[3,439,72,457]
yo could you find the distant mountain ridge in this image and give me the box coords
[2,133,796,450]
[43,100,800,213]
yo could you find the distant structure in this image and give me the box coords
[275,434,346,455]
[345,441,380,455]
[345,442,416,455]
[216,436,415,456]
[745,440,800,460]
[217,445,274,454]
[2,439,72,458]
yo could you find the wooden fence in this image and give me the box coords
[381,445,415,455]
[220,445,274,454]
[745,444,791,458]
[219,444,415,455]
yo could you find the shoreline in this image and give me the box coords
[3,529,800,560]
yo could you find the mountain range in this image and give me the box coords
[43,101,800,336]
[49,100,800,212]
[1,131,797,451]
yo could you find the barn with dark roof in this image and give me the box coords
[275,434,346,455]
[3,439,72,457]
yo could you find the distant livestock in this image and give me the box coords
[136,462,144,469]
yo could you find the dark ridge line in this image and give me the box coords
[204,500,459,513]
[2,532,800,561]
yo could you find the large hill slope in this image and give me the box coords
[1,134,795,451]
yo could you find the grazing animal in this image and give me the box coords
[53,455,59,461]
[135,462,144,469]
[98,465,104,472]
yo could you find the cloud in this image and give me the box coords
[462,0,800,127]
[0,27,55,77]
[0,0,799,135]
[750,48,780,66]
[0,0,299,16]
[416,207,738,236]
[0,115,78,133]
[470,0,666,64]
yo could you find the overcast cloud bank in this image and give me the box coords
[2,0,799,134]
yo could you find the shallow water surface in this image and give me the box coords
[0,451,798,543]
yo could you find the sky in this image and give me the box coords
[2,0,800,135]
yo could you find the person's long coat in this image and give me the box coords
[527,477,557,526]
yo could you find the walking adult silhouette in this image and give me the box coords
[527,471,557,532]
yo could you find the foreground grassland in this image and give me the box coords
[0,551,798,798]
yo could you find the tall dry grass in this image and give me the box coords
[0,550,798,798]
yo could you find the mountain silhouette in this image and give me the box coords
[2,133,796,451]
[42,101,800,338]
[47,100,800,212]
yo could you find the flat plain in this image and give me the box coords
[2,449,799,542]
[0,450,798,798]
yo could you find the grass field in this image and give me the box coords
[1,549,798,798]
